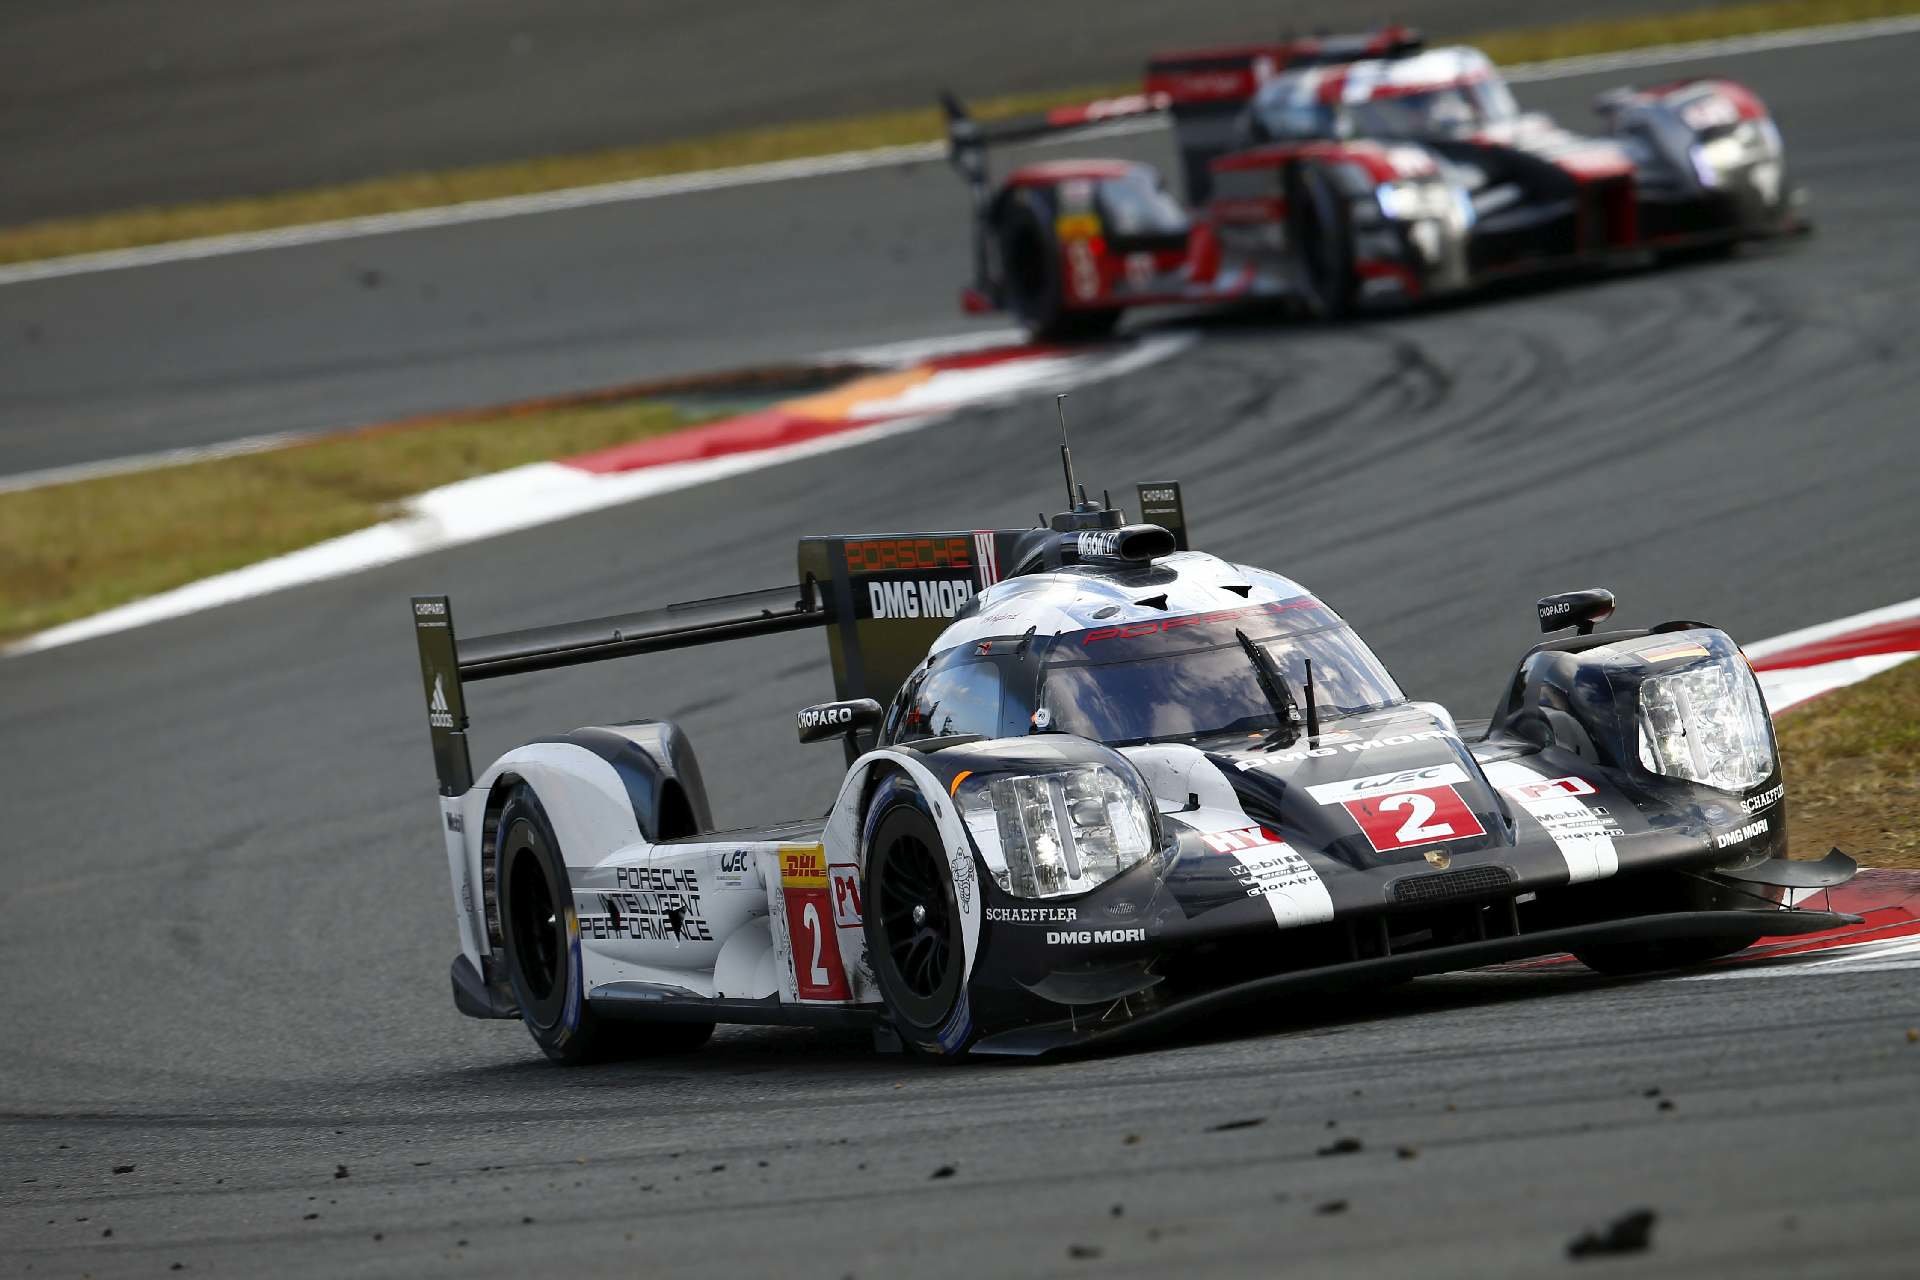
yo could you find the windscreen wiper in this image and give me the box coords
[1234,629,1301,749]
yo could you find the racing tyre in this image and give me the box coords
[862,775,974,1057]
[1571,875,1762,976]
[996,190,1122,342]
[494,784,714,1062]
[1287,161,1356,319]
[1573,933,1757,977]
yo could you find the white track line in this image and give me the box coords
[0,428,334,496]
[1,335,1191,657]
[3,14,1918,289]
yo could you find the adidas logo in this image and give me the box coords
[428,673,455,729]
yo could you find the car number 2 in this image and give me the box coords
[1342,784,1487,853]
[1380,791,1453,842]
[780,867,853,1001]
[802,900,830,986]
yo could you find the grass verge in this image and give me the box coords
[0,400,702,643]
[5,0,1918,266]
[1776,659,1920,869]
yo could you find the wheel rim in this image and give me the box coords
[506,827,562,1003]
[877,832,952,1001]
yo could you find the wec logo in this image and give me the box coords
[1306,762,1469,805]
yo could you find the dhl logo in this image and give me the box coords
[779,844,828,889]
[1054,213,1102,240]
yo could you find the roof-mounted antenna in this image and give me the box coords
[1055,393,1079,509]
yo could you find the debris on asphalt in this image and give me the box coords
[1395,1146,1419,1160]
[1068,1244,1103,1260]
[303,1213,319,1221]
[1316,1200,1349,1215]
[1567,1209,1657,1258]
[1317,1137,1363,1157]
[334,1164,350,1179]
[111,1164,134,1174]
[1208,1117,1265,1132]
[1110,1204,1124,1218]
[1643,1087,1662,1097]
[1123,1134,1141,1145]
[1906,1028,1917,1043]
[929,1165,956,1180]
[1657,1099,1676,1112]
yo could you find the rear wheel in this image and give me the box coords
[1287,161,1356,319]
[863,777,972,1056]
[494,784,713,1062]
[996,191,1122,342]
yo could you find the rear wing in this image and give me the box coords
[412,486,1192,796]
[410,583,829,796]
[942,26,1422,208]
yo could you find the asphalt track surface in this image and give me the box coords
[4,32,1920,1280]
[2,0,1735,223]
[0,7,1813,477]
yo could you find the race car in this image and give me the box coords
[942,26,1810,338]
[410,466,1857,1062]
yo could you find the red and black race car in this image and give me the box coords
[942,27,1810,338]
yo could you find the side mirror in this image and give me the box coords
[797,698,883,746]
[1537,588,1616,636]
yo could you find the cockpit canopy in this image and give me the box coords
[882,596,1404,748]
[1242,45,1519,143]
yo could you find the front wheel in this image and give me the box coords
[1571,872,1763,976]
[1287,161,1356,319]
[1573,933,1757,977]
[995,190,1122,342]
[494,784,713,1063]
[862,776,974,1057]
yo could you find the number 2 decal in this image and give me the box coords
[801,900,830,987]
[779,845,852,1001]
[1379,791,1454,843]
[1343,785,1486,853]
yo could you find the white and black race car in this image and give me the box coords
[411,478,1855,1061]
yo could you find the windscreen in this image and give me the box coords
[1039,599,1403,745]
[1346,78,1518,138]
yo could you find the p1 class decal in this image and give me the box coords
[1197,826,1335,927]
[828,863,864,927]
[1342,785,1486,854]
[1482,760,1619,883]
[778,845,851,1001]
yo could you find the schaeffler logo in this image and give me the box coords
[428,674,455,729]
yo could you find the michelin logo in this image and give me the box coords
[867,579,974,620]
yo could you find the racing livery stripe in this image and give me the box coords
[1480,759,1619,883]
[1192,824,1335,928]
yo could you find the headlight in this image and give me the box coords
[1375,181,1454,222]
[957,765,1154,898]
[1636,654,1774,790]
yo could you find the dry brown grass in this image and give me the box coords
[1775,659,1920,868]
[0,400,695,642]
[6,0,1917,265]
